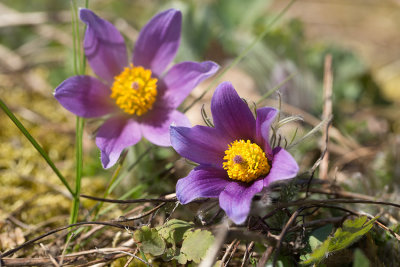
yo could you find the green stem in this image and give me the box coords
[183,0,297,113]
[69,0,87,226]
[70,3,78,76]
[0,99,74,196]
[71,0,83,74]
[70,116,84,225]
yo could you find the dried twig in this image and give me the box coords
[39,243,59,267]
[241,241,255,267]
[305,187,377,201]
[0,221,128,258]
[374,220,400,241]
[220,239,237,266]
[59,233,74,266]
[224,240,240,267]
[115,203,167,222]
[81,194,177,203]
[272,208,303,266]
[288,216,346,232]
[96,248,152,266]
[257,246,274,267]
[320,54,333,180]
[305,117,333,197]
[1,247,137,267]
[275,198,400,210]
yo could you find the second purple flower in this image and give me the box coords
[171,82,299,224]
[54,9,219,168]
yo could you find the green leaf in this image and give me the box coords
[309,235,323,251]
[134,226,166,256]
[180,229,215,263]
[310,224,333,251]
[176,252,188,265]
[353,249,370,267]
[301,216,377,265]
[301,224,333,262]
[157,219,194,246]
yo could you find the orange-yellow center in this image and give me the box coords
[223,140,270,183]
[110,64,158,116]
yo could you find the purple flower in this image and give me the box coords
[170,82,299,224]
[54,9,219,169]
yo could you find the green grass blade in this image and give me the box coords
[0,98,74,196]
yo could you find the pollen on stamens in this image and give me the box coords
[110,64,158,116]
[223,140,270,183]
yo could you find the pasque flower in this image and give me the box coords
[170,82,299,224]
[54,9,219,168]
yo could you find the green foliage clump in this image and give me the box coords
[133,219,214,264]
[301,216,377,265]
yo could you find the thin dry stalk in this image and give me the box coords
[224,240,240,266]
[257,246,274,267]
[59,233,74,266]
[373,219,400,241]
[39,243,59,267]
[272,209,302,266]
[320,54,333,180]
[306,187,377,201]
[220,239,237,266]
[1,247,137,267]
[241,241,254,267]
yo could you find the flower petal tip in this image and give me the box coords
[79,8,96,23]
[133,8,182,75]
[100,152,114,169]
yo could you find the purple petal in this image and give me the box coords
[256,107,278,156]
[80,9,128,83]
[140,109,190,147]
[219,179,264,224]
[176,166,230,204]
[54,75,116,118]
[211,82,256,141]
[163,61,219,108]
[133,9,181,76]
[170,125,228,168]
[96,117,141,169]
[264,147,299,187]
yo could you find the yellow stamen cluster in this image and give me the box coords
[223,140,270,183]
[110,64,158,116]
